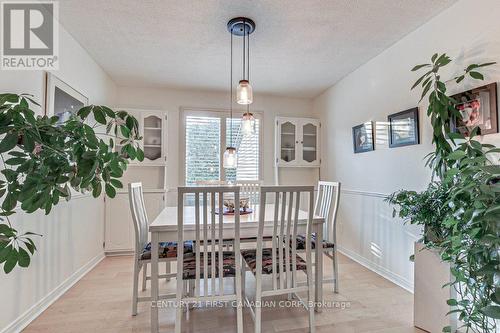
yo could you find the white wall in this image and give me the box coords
[313,0,500,291]
[0,26,117,332]
[116,86,317,205]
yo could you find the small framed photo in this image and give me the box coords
[388,107,419,148]
[451,83,498,136]
[45,73,88,124]
[352,122,374,153]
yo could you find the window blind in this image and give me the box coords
[185,116,220,186]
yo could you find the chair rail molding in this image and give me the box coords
[341,188,388,198]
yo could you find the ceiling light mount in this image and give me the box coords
[227,17,255,36]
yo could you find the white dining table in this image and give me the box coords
[149,203,324,333]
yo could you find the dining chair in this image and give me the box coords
[128,182,193,316]
[296,181,341,293]
[175,186,243,333]
[241,185,316,333]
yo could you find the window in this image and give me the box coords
[184,111,261,185]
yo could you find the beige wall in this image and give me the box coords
[0,27,116,332]
[116,86,318,205]
[313,0,500,291]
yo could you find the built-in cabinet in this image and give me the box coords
[105,109,168,254]
[275,117,320,167]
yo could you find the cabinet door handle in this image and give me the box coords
[300,141,304,144]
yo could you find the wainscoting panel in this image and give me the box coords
[337,189,421,292]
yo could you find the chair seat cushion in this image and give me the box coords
[240,235,273,241]
[182,251,236,279]
[241,248,307,274]
[295,234,334,250]
[141,241,194,260]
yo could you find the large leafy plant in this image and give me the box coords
[388,54,499,332]
[0,93,144,273]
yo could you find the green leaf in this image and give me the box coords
[3,249,18,273]
[93,107,107,125]
[77,106,92,119]
[92,182,102,198]
[136,148,144,162]
[0,132,18,153]
[17,247,30,267]
[110,179,123,188]
[120,125,130,138]
[480,305,500,319]
[447,150,466,160]
[469,71,484,80]
[411,64,431,71]
[105,184,116,198]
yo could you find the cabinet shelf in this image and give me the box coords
[303,147,316,151]
[144,127,162,130]
[281,147,295,151]
[144,144,161,148]
[281,132,295,136]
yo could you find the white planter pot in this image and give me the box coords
[414,242,458,333]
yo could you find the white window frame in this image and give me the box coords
[180,107,263,185]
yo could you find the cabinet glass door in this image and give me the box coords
[302,122,317,163]
[280,121,296,163]
[143,115,163,161]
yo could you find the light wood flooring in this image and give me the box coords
[23,253,424,333]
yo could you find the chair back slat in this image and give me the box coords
[236,180,262,211]
[177,186,240,298]
[194,193,201,297]
[258,185,314,292]
[315,181,341,244]
[128,183,149,256]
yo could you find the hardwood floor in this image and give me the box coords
[23,254,424,333]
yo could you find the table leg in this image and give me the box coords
[314,224,323,312]
[151,232,159,332]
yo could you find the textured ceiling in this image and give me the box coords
[58,0,457,98]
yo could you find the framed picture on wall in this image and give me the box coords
[45,73,88,124]
[388,107,420,148]
[352,121,374,153]
[451,82,498,136]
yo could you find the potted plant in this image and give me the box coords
[388,54,499,333]
[0,94,144,273]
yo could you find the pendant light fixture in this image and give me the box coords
[227,17,256,136]
[230,17,255,105]
[224,18,256,167]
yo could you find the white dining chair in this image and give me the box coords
[175,186,243,333]
[241,185,316,333]
[296,181,341,293]
[128,182,192,316]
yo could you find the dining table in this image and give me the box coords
[148,203,325,333]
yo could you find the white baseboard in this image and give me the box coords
[105,250,134,256]
[339,246,414,293]
[1,252,105,333]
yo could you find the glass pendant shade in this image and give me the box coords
[236,80,253,105]
[241,112,255,136]
[223,147,238,168]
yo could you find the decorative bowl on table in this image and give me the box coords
[223,196,250,212]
